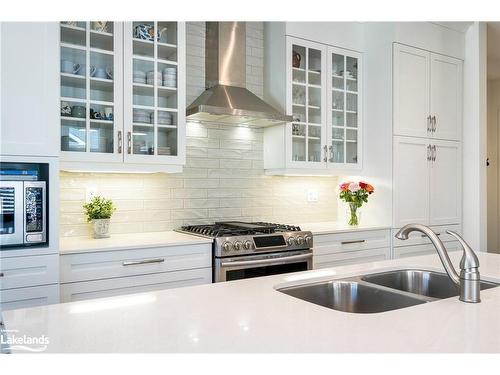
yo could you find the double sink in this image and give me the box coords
[277,269,499,313]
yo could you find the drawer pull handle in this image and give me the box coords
[421,233,440,237]
[341,240,366,245]
[122,258,165,266]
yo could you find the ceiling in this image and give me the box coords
[488,23,500,80]
[432,22,472,33]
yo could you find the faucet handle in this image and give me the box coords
[445,230,480,270]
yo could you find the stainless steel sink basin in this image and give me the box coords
[361,269,499,299]
[276,269,499,314]
[278,280,427,313]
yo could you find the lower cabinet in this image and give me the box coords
[0,254,60,311]
[60,244,212,302]
[0,284,59,311]
[60,268,211,302]
[393,241,460,259]
[313,229,391,269]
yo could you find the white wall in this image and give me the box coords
[487,79,500,253]
[463,22,488,252]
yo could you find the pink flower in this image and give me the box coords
[348,182,360,192]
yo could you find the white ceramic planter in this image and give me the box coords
[92,219,110,239]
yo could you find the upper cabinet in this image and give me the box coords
[264,28,362,175]
[59,21,185,173]
[1,23,60,158]
[393,43,462,141]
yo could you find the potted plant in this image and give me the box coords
[339,181,375,226]
[83,196,116,239]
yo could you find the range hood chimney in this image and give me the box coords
[186,22,292,127]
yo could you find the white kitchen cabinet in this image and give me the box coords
[393,241,460,259]
[312,229,391,269]
[60,243,211,283]
[263,25,362,175]
[393,136,430,226]
[1,22,59,157]
[59,21,186,173]
[61,268,211,302]
[430,53,463,141]
[393,136,461,227]
[429,140,462,225]
[0,284,59,311]
[0,254,59,290]
[393,43,430,139]
[60,243,212,302]
[393,43,462,141]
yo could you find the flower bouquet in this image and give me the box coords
[339,181,375,226]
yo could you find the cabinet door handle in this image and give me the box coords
[323,145,328,162]
[118,131,122,154]
[427,144,432,161]
[427,115,432,132]
[0,272,4,277]
[341,239,366,245]
[127,132,132,154]
[122,258,165,266]
[432,116,437,132]
[328,145,334,163]
[432,145,436,162]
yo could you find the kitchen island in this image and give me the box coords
[2,252,500,353]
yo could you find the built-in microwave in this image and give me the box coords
[0,163,48,249]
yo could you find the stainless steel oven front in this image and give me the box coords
[214,249,313,282]
[0,180,47,248]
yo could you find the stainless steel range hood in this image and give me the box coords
[186,22,292,127]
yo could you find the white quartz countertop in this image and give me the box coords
[4,252,500,353]
[59,231,212,254]
[59,222,390,255]
[296,221,391,235]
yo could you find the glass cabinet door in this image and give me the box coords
[124,21,184,164]
[59,22,122,160]
[289,40,326,167]
[328,48,361,167]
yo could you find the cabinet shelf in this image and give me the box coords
[90,99,114,106]
[61,73,86,89]
[90,29,113,38]
[60,42,86,51]
[61,116,86,122]
[90,119,113,124]
[61,24,86,32]
[90,47,114,56]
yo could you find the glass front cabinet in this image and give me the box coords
[264,34,362,175]
[59,21,185,172]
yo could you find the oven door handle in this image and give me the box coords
[220,252,313,268]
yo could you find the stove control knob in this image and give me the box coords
[305,236,313,246]
[223,241,233,252]
[287,237,296,246]
[234,241,242,251]
[297,236,305,245]
[244,240,252,250]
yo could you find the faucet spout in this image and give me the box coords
[395,224,460,284]
[395,224,481,303]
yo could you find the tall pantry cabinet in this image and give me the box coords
[392,43,463,257]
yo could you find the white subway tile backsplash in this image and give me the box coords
[59,22,339,237]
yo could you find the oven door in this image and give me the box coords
[0,181,24,247]
[23,181,46,244]
[214,250,313,282]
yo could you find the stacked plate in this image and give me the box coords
[133,109,151,124]
[146,71,162,86]
[162,67,177,87]
[157,111,173,125]
[133,70,146,84]
[158,146,171,155]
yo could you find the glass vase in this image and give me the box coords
[347,203,360,226]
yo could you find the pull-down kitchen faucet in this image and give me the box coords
[395,224,481,303]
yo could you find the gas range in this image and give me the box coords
[177,221,313,257]
[176,221,314,282]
